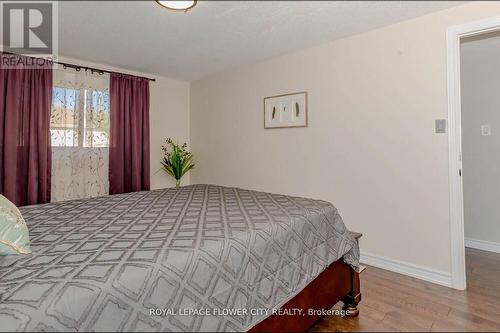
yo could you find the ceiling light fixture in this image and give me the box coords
[155,1,197,12]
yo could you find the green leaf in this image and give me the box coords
[161,137,194,183]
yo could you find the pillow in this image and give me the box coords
[0,194,31,255]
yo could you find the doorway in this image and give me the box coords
[460,31,500,292]
[447,17,500,290]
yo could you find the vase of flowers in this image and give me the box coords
[161,138,194,188]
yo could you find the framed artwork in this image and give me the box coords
[264,91,308,129]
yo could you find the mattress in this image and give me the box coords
[0,184,359,331]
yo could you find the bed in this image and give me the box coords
[0,184,360,332]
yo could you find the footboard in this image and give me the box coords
[249,233,362,333]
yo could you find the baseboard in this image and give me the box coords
[465,238,500,254]
[360,252,452,288]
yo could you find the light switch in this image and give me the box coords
[481,124,491,136]
[435,119,446,134]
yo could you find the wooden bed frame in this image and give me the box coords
[249,233,362,333]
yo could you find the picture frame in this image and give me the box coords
[264,91,308,129]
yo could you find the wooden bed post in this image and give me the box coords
[342,232,362,317]
[341,270,361,316]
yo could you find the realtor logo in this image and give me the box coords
[1,1,57,57]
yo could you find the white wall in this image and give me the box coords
[461,34,500,247]
[190,2,500,281]
[57,56,191,190]
[149,76,190,189]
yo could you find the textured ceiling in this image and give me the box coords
[58,1,462,81]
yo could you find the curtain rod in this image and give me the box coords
[1,51,156,82]
[56,61,156,82]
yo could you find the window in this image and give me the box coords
[50,70,111,202]
[50,83,110,147]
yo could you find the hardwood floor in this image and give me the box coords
[309,248,500,332]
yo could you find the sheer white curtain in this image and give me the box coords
[50,69,110,202]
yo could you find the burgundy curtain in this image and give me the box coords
[109,73,150,194]
[0,53,53,206]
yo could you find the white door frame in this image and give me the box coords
[447,16,500,290]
